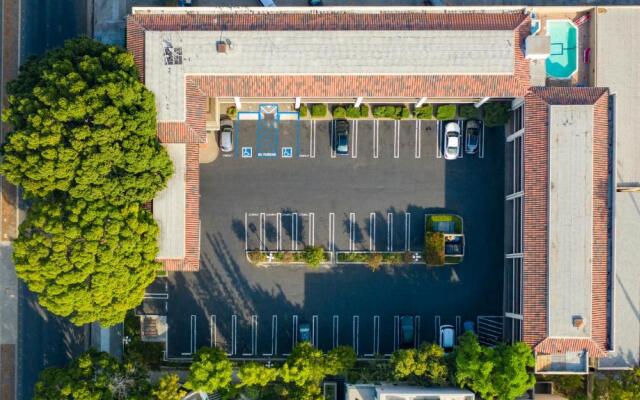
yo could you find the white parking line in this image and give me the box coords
[312,315,319,348]
[373,120,379,158]
[332,315,339,348]
[405,212,411,251]
[231,315,237,355]
[311,120,316,158]
[331,120,337,158]
[415,120,422,159]
[272,315,278,356]
[415,315,421,347]
[353,316,360,355]
[369,212,375,251]
[191,315,197,354]
[349,212,356,251]
[394,120,400,159]
[277,212,282,250]
[480,123,485,159]
[309,212,315,246]
[259,213,266,251]
[143,293,168,300]
[329,212,335,252]
[458,119,465,159]
[292,315,299,350]
[456,316,462,335]
[210,315,216,347]
[393,315,400,351]
[373,315,380,355]
[387,212,393,251]
[436,121,442,159]
[292,212,298,250]
[244,213,248,251]
[434,315,441,341]
[351,120,358,158]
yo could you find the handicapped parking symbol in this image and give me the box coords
[242,147,253,158]
[281,147,293,158]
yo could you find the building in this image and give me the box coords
[126,6,638,372]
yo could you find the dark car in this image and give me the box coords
[299,322,311,342]
[335,119,349,155]
[309,0,323,5]
[465,120,480,154]
[399,315,415,349]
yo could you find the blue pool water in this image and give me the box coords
[546,20,578,79]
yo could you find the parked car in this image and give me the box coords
[299,322,311,342]
[309,0,323,5]
[335,119,349,155]
[399,315,415,349]
[439,324,456,351]
[465,120,480,154]
[443,122,461,160]
[258,0,276,6]
[219,120,233,153]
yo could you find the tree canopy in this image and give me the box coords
[13,199,159,326]
[34,350,150,400]
[152,374,187,400]
[390,343,448,386]
[1,36,172,205]
[184,347,234,396]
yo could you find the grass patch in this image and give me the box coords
[248,247,329,267]
[424,232,445,266]
[426,214,463,233]
[435,104,457,120]
[458,104,481,120]
[414,105,434,120]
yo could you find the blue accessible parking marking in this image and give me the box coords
[242,147,253,158]
[282,147,293,158]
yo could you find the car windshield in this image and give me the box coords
[467,128,479,136]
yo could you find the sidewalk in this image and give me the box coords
[0,245,16,400]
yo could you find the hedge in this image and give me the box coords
[298,104,308,118]
[311,104,328,118]
[424,232,445,266]
[482,102,510,127]
[458,104,481,120]
[248,247,329,267]
[372,105,411,120]
[435,104,457,120]
[226,105,237,118]
[414,105,434,120]
[332,106,347,118]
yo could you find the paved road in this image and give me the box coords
[16,1,89,399]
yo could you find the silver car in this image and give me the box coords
[439,324,456,352]
[219,120,233,153]
[444,122,461,160]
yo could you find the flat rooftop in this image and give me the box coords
[145,29,515,121]
[595,6,640,368]
[548,104,593,338]
[153,144,185,259]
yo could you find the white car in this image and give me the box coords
[444,122,461,160]
[439,324,456,352]
[219,119,234,153]
[258,0,276,6]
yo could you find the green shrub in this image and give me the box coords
[302,246,326,267]
[346,105,361,119]
[403,251,414,264]
[482,102,510,127]
[298,104,308,118]
[332,106,347,119]
[311,104,327,118]
[247,250,267,264]
[424,232,445,266]
[458,104,481,120]
[414,105,434,120]
[359,104,369,118]
[373,105,411,120]
[226,106,237,118]
[367,253,384,271]
[124,312,163,369]
[435,104,457,120]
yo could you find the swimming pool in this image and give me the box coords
[546,20,578,79]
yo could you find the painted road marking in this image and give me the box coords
[242,146,253,158]
[373,315,380,355]
[480,123,485,159]
[259,213,266,251]
[434,315,441,342]
[349,212,356,251]
[394,120,400,158]
[369,212,375,251]
[458,120,464,159]
[329,213,335,252]
[242,315,258,356]
[331,120,337,158]
[373,120,379,158]
[191,315,197,354]
[210,315,217,347]
[277,212,282,250]
[282,147,293,158]
[456,316,462,335]
[332,315,339,348]
[387,212,393,251]
[292,212,298,250]
[393,315,400,352]
[311,120,316,158]
[143,293,168,300]
[309,212,315,246]
[244,213,248,250]
[231,315,237,355]
[351,120,358,158]
[353,316,360,355]
[272,315,278,356]
[436,121,442,159]
[312,315,319,348]
[415,316,421,347]
[292,315,299,350]
[415,120,422,159]
[405,212,411,251]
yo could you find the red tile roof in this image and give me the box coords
[535,337,607,358]
[523,87,610,357]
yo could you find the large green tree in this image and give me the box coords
[152,373,187,400]
[492,342,536,400]
[13,199,159,326]
[236,362,279,399]
[1,36,172,205]
[34,350,150,400]
[390,343,448,385]
[184,347,234,396]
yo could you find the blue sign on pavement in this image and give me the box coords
[282,147,293,158]
[242,147,253,158]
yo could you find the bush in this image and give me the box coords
[302,246,326,267]
[298,104,308,118]
[367,253,384,271]
[458,104,481,120]
[373,105,411,120]
[311,104,327,118]
[414,105,434,120]
[226,106,237,118]
[346,105,361,119]
[360,104,369,118]
[124,312,163,369]
[403,251,414,264]
[435,104,457,120]
[332,106,347,118]
[424,232,445,266]
[247,250,267,264]
[482,102,510,127]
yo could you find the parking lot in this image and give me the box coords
[143,109,506,359]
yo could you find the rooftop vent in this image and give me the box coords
[573,316,585,329]
[216,38,234,54]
